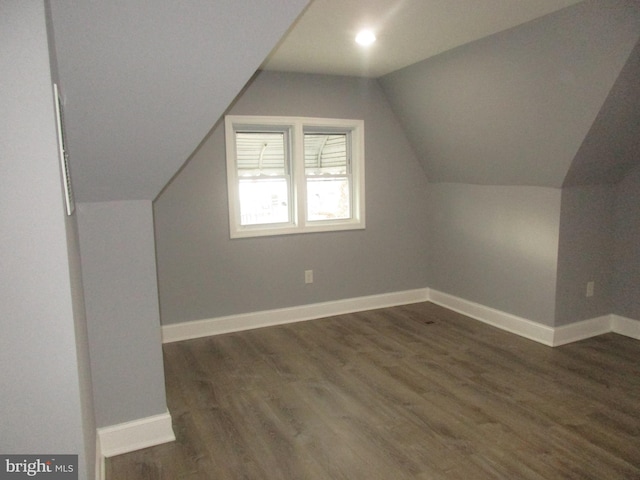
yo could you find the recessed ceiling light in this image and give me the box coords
[355,30,376,46]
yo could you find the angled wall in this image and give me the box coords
[154,71,431,324]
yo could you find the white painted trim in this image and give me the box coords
[162,288,430,343]
[427,289,555,346]
[552,315,612,347]
[427,289,640,347]
[161,286,640,348]
[612,314,640,340]
[95,435,105,480]
[551,314,640,345]
[97,411,175,458]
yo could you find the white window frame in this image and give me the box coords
[225,115,365,239]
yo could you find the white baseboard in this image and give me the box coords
[97,411,175,459]
[427,289,640,347]
[427,289,556,346]
[161,286,639,348]
[552,315,613,347]
[96,436,104,480]
[612,314,640,340]
[162,288,430,343]
[553,314,640,345]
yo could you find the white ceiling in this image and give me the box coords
[263,0,586,78]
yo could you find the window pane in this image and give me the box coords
[304,133,348,175]
[239,177,289,225]
[236,132,286,176]
[307,177,350,221]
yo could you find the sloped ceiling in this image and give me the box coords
[378,0,640,187]
[563,39,640,187]
[48,0,310,202]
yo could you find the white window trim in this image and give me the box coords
[225,115,365,239]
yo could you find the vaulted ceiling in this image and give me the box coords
[48,0,640,203]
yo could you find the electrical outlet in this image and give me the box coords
[586,281,594,298]
[305,270,313,284]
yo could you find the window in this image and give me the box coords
[225,116,365,238]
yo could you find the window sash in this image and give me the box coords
[304,131,352,222]
[232,126,293,229]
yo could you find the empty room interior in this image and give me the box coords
[2,0,640,479]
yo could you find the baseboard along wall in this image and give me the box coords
[96,411,175,470]
[161,288,430,343]
[427,289,557,345]
[162,287,640,347]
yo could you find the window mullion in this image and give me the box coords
[293,122,306,228]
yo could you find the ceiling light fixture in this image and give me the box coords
[355,29,376,46]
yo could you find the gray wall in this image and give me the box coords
[613,163,640,320]
[555,185,615,326]
[154,71,431,324]
[1,2,95,478]
[428,184,561,326]
[378,0,640,188]
[77,201,167,427]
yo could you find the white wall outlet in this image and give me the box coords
[304,270,313,284]
[586,281,595,298]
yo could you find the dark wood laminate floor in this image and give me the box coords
[107,302,640,479]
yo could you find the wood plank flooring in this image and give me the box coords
[107,302,640,479]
